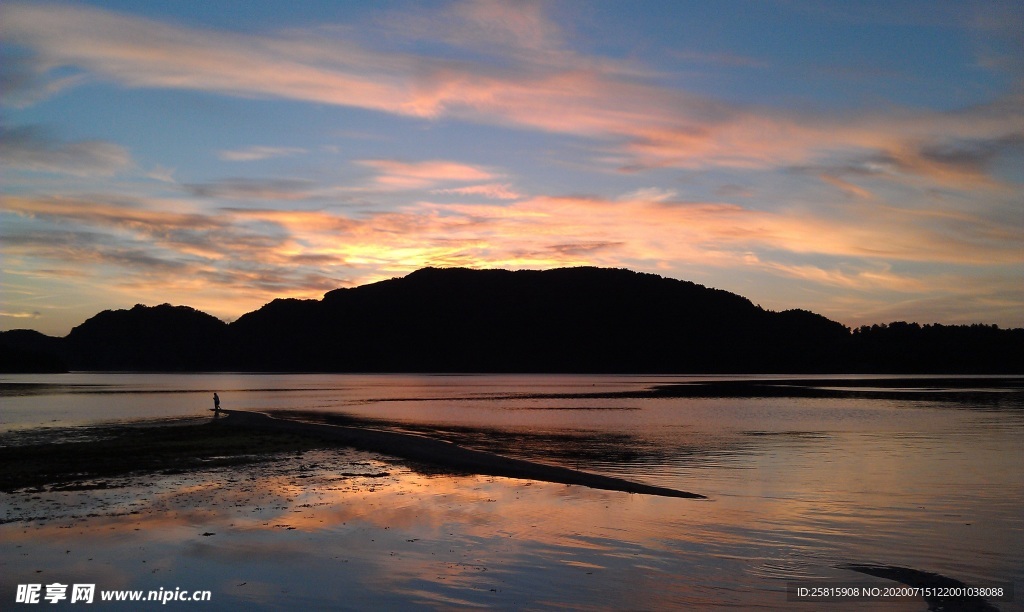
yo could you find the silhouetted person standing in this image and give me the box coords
[213,392,221,412]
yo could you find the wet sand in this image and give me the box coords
[0,418,340,493]
[0,410,703,499]
[220,410,705,499]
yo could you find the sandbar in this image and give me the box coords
[221,410,705,499]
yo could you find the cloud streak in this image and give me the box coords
[432,183,523,200]
[185,178,318,202]
[358,159,498,189]
[5,187,1018,295]
[0,125,132,177]
[218,146,307,162]
[3,173,1021,332]
[3,1,1019,184]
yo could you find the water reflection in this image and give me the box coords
[2,455,957,610]
[2,374,1022,609]
[3,449,730,609]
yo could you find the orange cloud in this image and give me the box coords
[6,189,1018,289]
[4,183,1022,333]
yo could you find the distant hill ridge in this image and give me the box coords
[1,266,1021,373]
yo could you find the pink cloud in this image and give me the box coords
[3,1,1020,189]
[218,146,307,162]
[357,159,497,189]
[0,3,413,115]
[431,183,523,200]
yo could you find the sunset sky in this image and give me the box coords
[2,0,1022,336]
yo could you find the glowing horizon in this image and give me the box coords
[2,0,1022,336]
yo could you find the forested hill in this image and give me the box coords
[1,267,1021,373]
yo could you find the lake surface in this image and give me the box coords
[2,373,1022,609]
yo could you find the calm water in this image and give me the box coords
[2,373,1022,609]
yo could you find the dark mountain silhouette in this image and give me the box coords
[229,267,849,372]
[64,304,229,371]
[0,329,68,373]
[1,267,1021,373]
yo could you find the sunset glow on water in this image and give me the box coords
[2,374,1021,609]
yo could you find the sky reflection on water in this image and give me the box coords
[1,374,1022,609]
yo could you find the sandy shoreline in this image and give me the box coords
[220,410,705,499]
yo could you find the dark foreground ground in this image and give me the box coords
[0,411,702,498]
[0,418,337,493]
